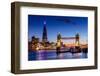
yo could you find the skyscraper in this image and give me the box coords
[42,21,48,43]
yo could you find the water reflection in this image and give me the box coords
[28,50,87,61]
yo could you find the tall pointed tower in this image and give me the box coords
[42,21,48,43]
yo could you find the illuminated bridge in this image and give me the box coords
[56,33,80,54]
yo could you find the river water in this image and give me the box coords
[28,50,87,61]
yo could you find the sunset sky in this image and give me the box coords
[28,15,88,44]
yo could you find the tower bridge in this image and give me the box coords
[56,33,80,54]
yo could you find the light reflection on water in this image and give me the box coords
[28,50,87,61]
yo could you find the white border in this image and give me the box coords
[20,6,95,70]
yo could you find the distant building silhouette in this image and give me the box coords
[42,21,48,43]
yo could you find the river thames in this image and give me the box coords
[28,50,87,61]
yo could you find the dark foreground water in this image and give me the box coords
[28,50,87,61]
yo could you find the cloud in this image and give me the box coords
[56,18,77,25]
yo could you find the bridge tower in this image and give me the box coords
[56,33,62,55]
[75,33,80,46]
[75,33,80,52]
[57,33,62,47]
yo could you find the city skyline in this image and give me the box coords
[28,15,88,44]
